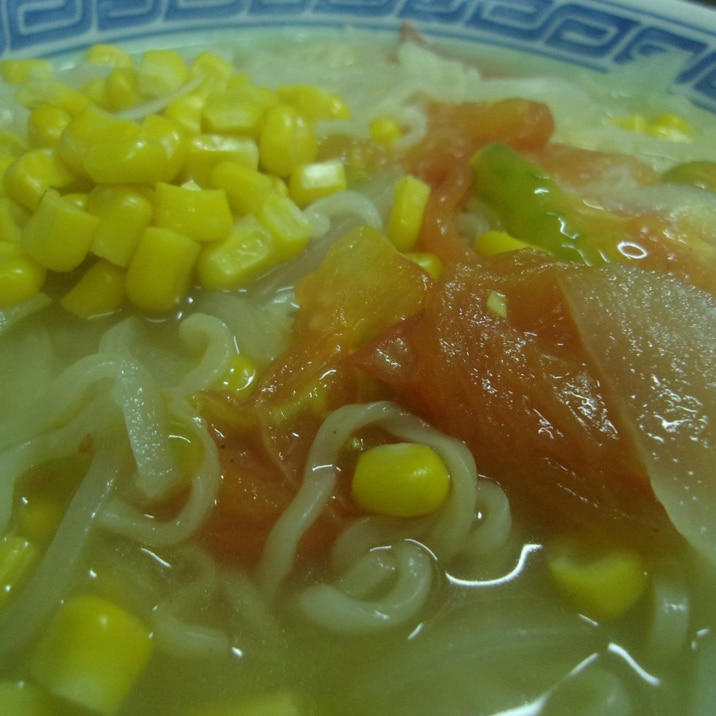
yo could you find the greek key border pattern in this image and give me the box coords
[3,0,716,111]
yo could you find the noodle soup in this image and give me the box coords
[0,24,715,716]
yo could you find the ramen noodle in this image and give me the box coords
[0,28,714,716]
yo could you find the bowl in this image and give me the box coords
[2,0,716,110]
[0,2,715,716]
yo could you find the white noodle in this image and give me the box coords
[335,547,398,598]
[304,190,384,235]
[151,545,231,660]
[644,564,691,663]
[171,313,235,396]
[257,399,511,634]
[153,611,231,661]
[0,424,123,655]
[461,478,513,561]
[97,419,220,547]
[0,395,111,532]
[296,541,433,634]
[256,401,437,595]
[111,358,178,500]
[0,353,131,453]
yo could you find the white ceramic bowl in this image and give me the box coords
[2,0,716,112]
[1,3,715,716]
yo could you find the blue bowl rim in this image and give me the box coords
[2,0,716,111]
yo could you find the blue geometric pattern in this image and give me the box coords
[1,0,716,111]
[97,0,163,31]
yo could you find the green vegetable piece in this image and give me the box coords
[471,143,621,265]
[660,160,716,192]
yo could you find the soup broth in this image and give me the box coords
[0,28,715,716]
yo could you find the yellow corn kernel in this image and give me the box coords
[259,103,317,178]
[386,174,430,252]
[16,79,89,115]
[14,455,89,548]
[87,185,153,267]
[61,260,126,319]
[647,113,694,142]
[369,117,402,148]
[21,189,99,272]
[352,442,451,517]
[59,104,140,175]
[181,134,259,186]
[611,113,694,143]
[190,51,234,81]
[140,113,187,181]
[215,351,258,396]
[0,131,27,157]
[0,241,46,307]
[87,44,134,69]
[80,76,110,108]
[136,49,188,98]
[188,51,233,97]
[0,196,30,241]
[168,418,205,478]
[201,84,277,138]
[16,491,65,548]
[239,82,277,107]
[155,182,233,243]
[28,104,72,148]
[81,138,169,184]
[610,114,649,133]
[474,229,534,257]
[268,174,289,197]
[63,192,89,210]
[225,72,252,90]
[164,93,205,135]
[288,159,347,207]
[0,534,39,610]
[1,58,52,84]
[4,148,80,211]
[211,160,276,216]
[256,194,313,261]
[276,84,351,121]
[0,155,14,198]
[197,214,276,290]
[83,114,186,185]
[548,541,648,622]
[404,251,443,279]
[105,67,142,112]
[126,227,199,314]
[31,594,153,716]
[0,680,54,716]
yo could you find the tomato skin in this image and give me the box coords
[352,250,675,550]
[408,98,555,187]
[405,98,555,264]
[197,399,354,566]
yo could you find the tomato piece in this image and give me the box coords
[472,141,716,293]
[196,226,431,566]
[197,397,352,566]
[294,224,431,347]
[531,143,659,189]
[352,251,675,550]
[405,98,554,264]
[408,98,555,187]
